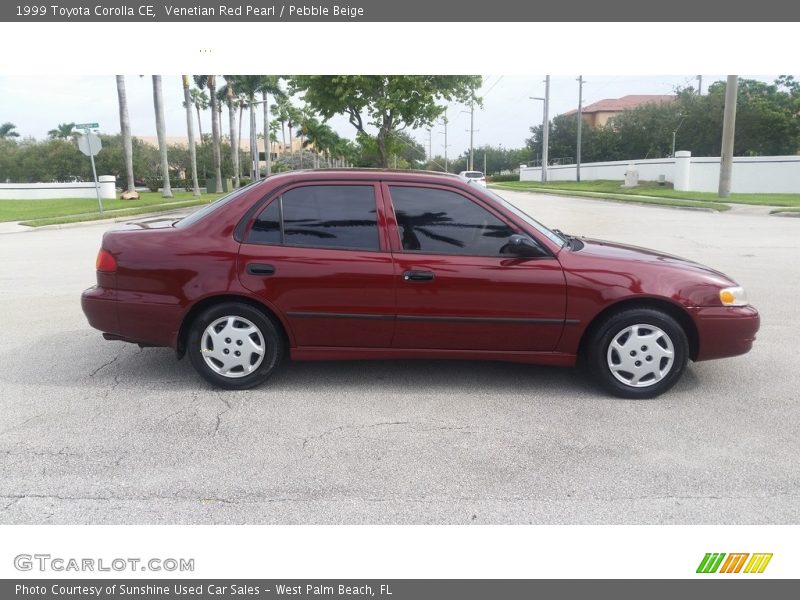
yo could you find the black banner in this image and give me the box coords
[3,580,800,600]
[2,0,800,22]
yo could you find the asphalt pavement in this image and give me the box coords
[1,190,798,524]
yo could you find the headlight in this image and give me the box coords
[719,286,748,307]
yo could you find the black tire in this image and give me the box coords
[187,301,283,390]
[585,308,689,399]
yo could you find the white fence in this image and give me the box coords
[520,153,800,194]
[0,176,117,200]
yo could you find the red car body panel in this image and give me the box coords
[81,169,759,368]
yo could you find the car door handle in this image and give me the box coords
[247,263,276,276]
[403,270,435,282]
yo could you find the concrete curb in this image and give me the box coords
[0,206,201,234]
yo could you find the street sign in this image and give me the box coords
[78,132,102,157]
[77,130,104,214]
[76,122,99,129]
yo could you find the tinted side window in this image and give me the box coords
[389,186,514,255]
[247,185,379,250]
[249,198,281,244]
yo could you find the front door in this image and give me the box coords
[384,183,567,352]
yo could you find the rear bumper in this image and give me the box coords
[691,305,760,361]
[81,285,119,335]
[81,286,180,348]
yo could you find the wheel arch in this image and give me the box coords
[577,297,699,362]
[176,294,292,358]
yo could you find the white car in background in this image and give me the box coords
[458,170,487,186]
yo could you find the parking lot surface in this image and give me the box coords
[1,190,798,524]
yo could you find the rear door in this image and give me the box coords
[383,182,567,352]
[238,182,396,348]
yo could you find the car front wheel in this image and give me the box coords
[187,302,283,390]
[586,308,689,399]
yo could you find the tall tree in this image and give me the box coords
[258,76,284,177]
[186,87,209,141]
[115,76,135,194]
[227,76,269,180]
[195,75,223,192]
[182,76,201,196]
[47,123,76,140]
[290,76,481,168]
[0,122,19,139]
[151,76,173,198]
[220,76,240,187]
[272,97,289,154]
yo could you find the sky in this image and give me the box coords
[0,74,779,158]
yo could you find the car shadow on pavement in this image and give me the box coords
[1,329,602,398]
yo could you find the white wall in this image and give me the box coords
[520,154,800,194]
[0,176,116,200]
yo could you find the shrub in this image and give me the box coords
[488,173,520,183]
[144,176,162,193]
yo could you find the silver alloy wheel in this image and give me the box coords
[606,323,675,388]
[200,315,266,378]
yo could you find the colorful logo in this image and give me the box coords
[696,553,773,574]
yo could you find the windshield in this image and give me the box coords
[479,186,566,248]
[174,181,260,229]
[463,171,483,178]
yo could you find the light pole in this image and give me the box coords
[576,75,584,182]
[530,94,548,182]
[671,114,686,157]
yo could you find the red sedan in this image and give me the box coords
[81,170,759,399]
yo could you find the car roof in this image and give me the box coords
[264,168,465,184]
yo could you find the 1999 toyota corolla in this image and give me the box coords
[81,170,759,399]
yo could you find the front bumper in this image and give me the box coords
[691,305,760,361]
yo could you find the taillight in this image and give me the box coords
[96,248,117,273]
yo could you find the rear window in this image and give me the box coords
[174,182,259,229]
[247,184,380,251]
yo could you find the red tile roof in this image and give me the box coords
[566,94,675,115]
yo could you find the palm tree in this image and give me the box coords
[0,122,19,139]
[258,76,284,177]
[298,114,335,169]
[186,87,208,141]
[287,104,302,164]
[195,75,222,193]
[271,99,288,155]
[220,77,240,188]
[47,122,76,139]
[182,76,201,197]
[115,76,135,194]
[152,76,173,198]
[227,76,266,180]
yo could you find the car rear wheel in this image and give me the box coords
[586,308,689,399]
[187,302,283,390]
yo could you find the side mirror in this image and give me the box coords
[503,234,546,258]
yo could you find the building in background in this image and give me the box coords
[565,94,675,128]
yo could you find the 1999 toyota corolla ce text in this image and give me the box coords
[81,170,759,399]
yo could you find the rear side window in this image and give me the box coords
[389,186,514,256]
[247,185,379,251]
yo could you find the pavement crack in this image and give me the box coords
[89,353,120,378]
[211,392,233,437]
[0,413,46,436]
[301,421,411,451]
[1,497,21,512]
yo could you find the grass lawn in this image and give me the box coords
[493,180,800,208]
[0,191,225,226]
